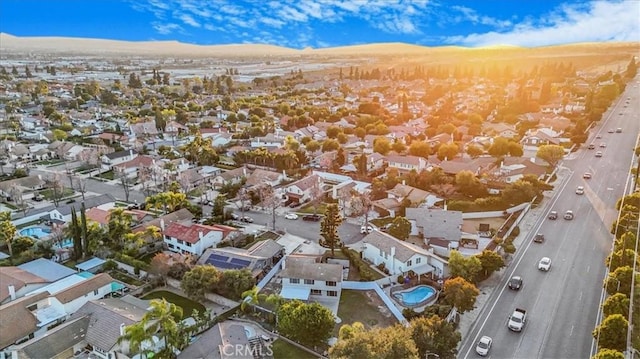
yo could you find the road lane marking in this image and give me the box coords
[587,265,591,273]
[570,325,575,337]
[579,291,583,301]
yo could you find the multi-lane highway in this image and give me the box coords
[459,78,640,359]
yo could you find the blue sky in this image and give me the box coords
[1,0,638,49]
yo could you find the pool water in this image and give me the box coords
[393,285,436,307]
[19,227,51,239]
[53,238,74,249]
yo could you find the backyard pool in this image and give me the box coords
[393,285,437,307]
[53,238,74,249]
[19,227,51,239]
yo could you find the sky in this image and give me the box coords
[1,0,639,49]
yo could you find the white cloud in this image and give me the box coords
[179,14,201,27]
[153,23,184,35]
[446,0,640,47]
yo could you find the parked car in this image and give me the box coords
[380,223,393,232]
[33,194,43,202]
[508,276,523,290]
[538,257,551,271]
[575,186,585,195]
[534,233,545,243]
[284,213,298,220]
[548,211,558,220]
[475,336,493,356]
[583,172,592,179]
[240,216,254,223]
[230,213,239,220]
[360,225,373,234]
[302,214,321,222]
[595,151,603,157]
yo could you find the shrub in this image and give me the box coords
[397,275,405,284]
[103,259,118,271]
[510,226,520,237]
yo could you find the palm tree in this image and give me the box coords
[119,299,184,357]
[240,286,267,313]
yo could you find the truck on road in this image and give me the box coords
[508,308,527,332]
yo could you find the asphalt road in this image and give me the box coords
[459,79,640,359]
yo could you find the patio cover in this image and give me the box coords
[280,286,310,300]
[410,264,435,275]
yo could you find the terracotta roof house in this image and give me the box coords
[0,267,48,304]
[163,222,237,256]
[359,230,449,279]
[405,208,463,242]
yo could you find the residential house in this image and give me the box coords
[489,157,547,183]
[282,174,323,206]
[385,155,429,175]
[0,267,48,304]
[438,157,495,177]
[0,292,51,350]
[520,128,563,147]
[481,123,518,139]
[129,121,158,139]
[14,194,117,227]
[178,321,267,359]
[0,175,46,201]
[11,316,91,359]
[405,208,463,242]
[198,239,285,279]
[163,221,237,256]
[27,273,116,315]
[17,258,77,283]
[101,149,137,170]
[112,154,156,179]
[372,183,441,217]
[278,257,342,303]
[244,168,286,189]
[359,231,449,279]
[211,167,249,189]
[250,133,285,148]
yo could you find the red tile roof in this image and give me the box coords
[163,222,225,244]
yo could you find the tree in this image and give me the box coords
[277,300,335,348]
[106,208,132,250]
[592,314,628,351]
[455,170,481,197]
[606,249,637,272]
[181,265,220,301]
[447,250,482,283]
[373,136,391,155]
[216,269,254,300]
[437,142,459,161]
[475,250,505,277]
[411,315,461,359]
[330,323,419,359]
[466,145,484,158]
[604,266,632,296]
[320,203,343,256]
[149,252,172,285]
[120,299,185,357]
[602,293,630,318]
[508,141,524,157]
[11,236,34,255]
[593,349,625,359]
[387,216,411,240]
[536,144,565,168]
[409,140,431,158]
[442,276,479,313]
[488,137,510,157]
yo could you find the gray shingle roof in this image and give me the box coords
[18,258,76,282]
[363,231,433,262]
[16,316,90,359]
[405,208,463,241]
[279,257,342,282]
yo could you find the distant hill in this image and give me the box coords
[0,32,637,58]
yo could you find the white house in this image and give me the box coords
[385,155,429,174]
[360,231,449,279]
[163,222,229,256]
[278,257,342,304]
[282,174,323,205]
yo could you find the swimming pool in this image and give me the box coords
[393,285,437,307]
[19,227,51,239]
[53,238,74,249]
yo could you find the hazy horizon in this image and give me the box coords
[1,0,639,50]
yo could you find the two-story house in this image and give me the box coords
[282,174,323,206]
[278,257,342,306]
[385,155,429,175]
[163,221,236,256]
[360,231,449,280]
[101,150,138,170]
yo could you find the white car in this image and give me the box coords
[360,225,374,234]
[475,336,492,356]
[284,213,298,220]
[575,186,585,195]
[538,257,551,271]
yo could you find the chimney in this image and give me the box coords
[8,285,16,301]
[402,180,406,186]
[129,149,133,159]
[120,323,126,336]
[390,247,396,258]
[160,219,165,231]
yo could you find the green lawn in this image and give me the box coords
[336,290,397,335]
[270,339,318,359]
[40,188,75,200]
[141,290,205,318]
[97,170,115,180]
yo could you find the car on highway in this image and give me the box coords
[475,336,493,356]
[596,134,602,139]
[548,211,558,220]
[575,186,585,195]
[616,128,622,133]
[534,233,545,243]
[302,214,321,222]
[599,143,607,148]
[564,210,574,220]
[284,213,298,220]
[508,276,523,290]
[595,151,603,157]
[583,172,592,179]
[538,257,551,271]
[608,128,615,133]
[587,144,596,149]
[360,225,374,234]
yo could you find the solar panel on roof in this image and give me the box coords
[230,258,250,266]
[209,254,228,261]
[207,259,245,270]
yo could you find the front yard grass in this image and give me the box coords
[97,170,115,180]
[40,188,75,200]
[335,290,398,335]
[270,339,318,359]
[141,290,205,318]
